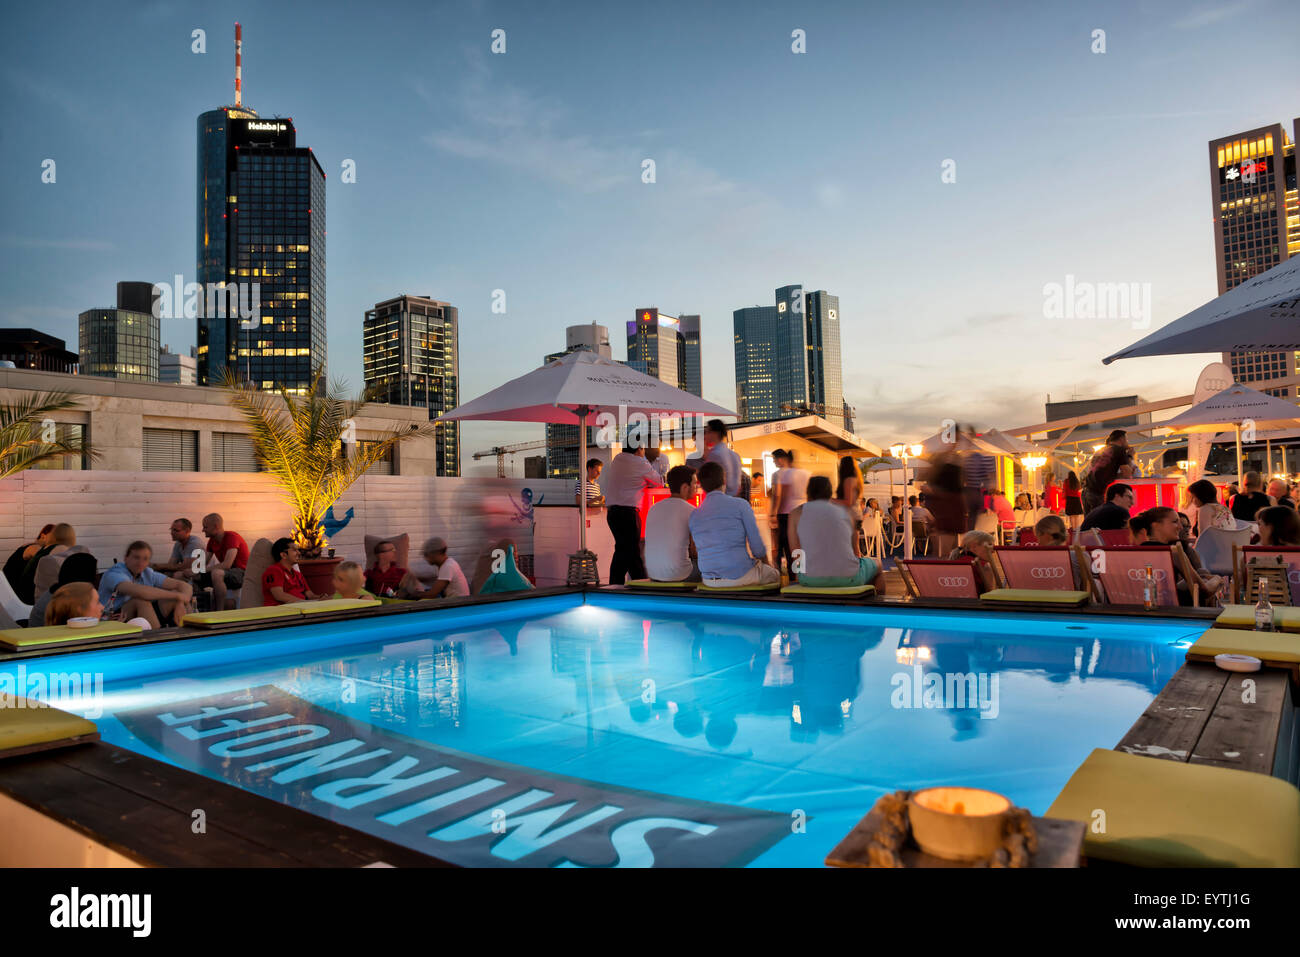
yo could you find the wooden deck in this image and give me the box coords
[1115,660,1297,780]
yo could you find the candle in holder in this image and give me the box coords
[908,786,1012,861]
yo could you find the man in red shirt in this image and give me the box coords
[262,538,321,605]
[364,540,407,597]
[202,512,250,610]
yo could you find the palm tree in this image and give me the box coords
[223,370,438,557]
[0,391,97,478]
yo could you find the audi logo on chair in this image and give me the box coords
[1029,567,1066,580]
[937,576,971,588]
[1126,568,1168,582]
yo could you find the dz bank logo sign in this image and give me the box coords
[115,685,790,868]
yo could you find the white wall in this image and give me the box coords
[0,471,572,578]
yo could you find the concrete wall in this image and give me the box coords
[0,471,572,581]
[0,367,438,475]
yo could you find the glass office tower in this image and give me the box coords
[196,109,326,393]
[78,282,161,381]
[363,295,460,476]
[733,285,844,425]
[733,305,779,420]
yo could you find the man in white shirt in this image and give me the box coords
[770,449,810,581]
[645,447,671,484]
[645,465,700,581]
[404,536,469,599]
[602,437,664,583]
[688,419,743,497]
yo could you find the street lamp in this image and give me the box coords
[890,443,923,559]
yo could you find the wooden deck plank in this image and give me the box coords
[0,742,449,867]
[1114,662,1226,762]
[1190,670,1289,775]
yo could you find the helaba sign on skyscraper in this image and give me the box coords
[195,23,326,393]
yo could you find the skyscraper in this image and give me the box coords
[679,314,702,397]
[196,25,326,394]
[732,305,779,420]
[734,285,844,425]
[78,282,161,381]
[627,308,683,387]
[545,323,611,479]
[1209,120,1299,398]
[362,295,460,476]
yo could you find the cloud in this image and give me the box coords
[1173,2,1255,29]
[964,311,1018,328]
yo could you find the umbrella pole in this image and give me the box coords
[566,404,599,587]
[1235,426,1243,485]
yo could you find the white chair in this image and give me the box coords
[974,511,999,539]
[861,513,884,560]
[1195,525,1253,577]
[0,573,33,626]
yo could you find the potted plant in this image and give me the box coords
[223,370,436,594]
[1,391,98,477]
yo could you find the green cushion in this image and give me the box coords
[288,598,382,615]
[0,621,143,651]
[626,579,698,590]
[697,582,781,592]
[1189,627,1300,664]
[1045,748,1300,867]
[182,605,304,628]
[980,588,1090,605]
[0,698,99,758]
[1215,604,1275,630]
[780,584,876,596]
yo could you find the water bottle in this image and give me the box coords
[1142,564,1156,610]
[1255,578,1273,632]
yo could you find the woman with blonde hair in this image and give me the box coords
[330,561,376,600]
[45,581,103,626]
[949,529,998,593]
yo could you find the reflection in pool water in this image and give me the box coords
[3,594,1203,866]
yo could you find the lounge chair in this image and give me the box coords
[984,546,1092,605]
[624,579,698,591]
[1083,544,1198,607]
[1233,545,1300,604]
[0,620,144,653]
[0,573,32,627]
[0,698,100,759]
[237,538,275,609]
[779,582,876,600]
[1195,524,1253,578]
[897,558,980,600]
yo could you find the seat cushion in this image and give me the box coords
[0,698,100,758]
[1188,627,1300,664]
[1276,607,1300,633]
[1045,748,1300,867]
[697,582,781,592]
[1215,604,1278,630]
[0,621,143,652]
[182,605,304,628]
[288,598,382,615]
[780,584,875,597]
[625,579,697,590]
[980,588,1090,604]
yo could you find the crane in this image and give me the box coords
[472,440,549,477]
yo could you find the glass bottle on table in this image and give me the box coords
[1142,565,1156,610]
[1255,578,1273,632]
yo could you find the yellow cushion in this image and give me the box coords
[780,584,876,596]
[1188,627,1300,664]
[980,588,1090,604]
[626,579,697,589]
[0,698,99,757]
[1277,608,1300,634]
[698,582,781,592]
[1045,748,1300,867]
[1215,605,1273,629]
[288,598,382,615]
[182,605,305,628]
[0,621,143,651]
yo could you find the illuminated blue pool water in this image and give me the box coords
[1,593,1205,867]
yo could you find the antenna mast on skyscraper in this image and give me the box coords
[234,23,242,107]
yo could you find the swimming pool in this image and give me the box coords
[1,593,1206,867]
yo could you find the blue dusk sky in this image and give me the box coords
[1,0,1296,470]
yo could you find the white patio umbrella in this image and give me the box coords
[438,350,735,580]
[1159,383,1300,480]
[1102,254,1300,364]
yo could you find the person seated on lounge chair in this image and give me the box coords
[400,537,470,599]
[1034,514,1068,546]
[788,475,882,592]
[364,540,407,597]
[1140,506,1222,605]
[3,523,55,592]
[45,581,104,626]
[331,561,375,600]
[1257,505,1300,547]
[13,523,76,605]
[30,551,98,629]
[688,461,780,588]
[948,530,998,594]
[99,540,194,627]
[262,538,322,605]
[1128,510,1154,545]
[644,465,701,582]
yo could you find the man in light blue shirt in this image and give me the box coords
[687,419,743,497]
[99,540,193,628]
[688,462,780,586]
